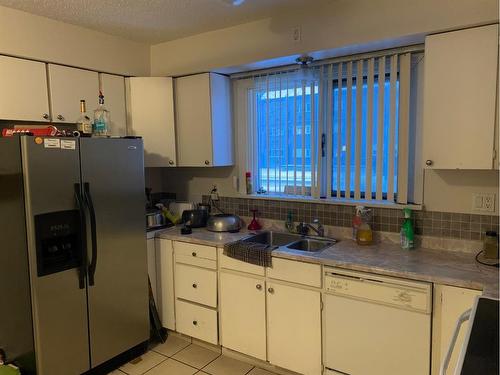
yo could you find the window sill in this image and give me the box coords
[238,193,423,211]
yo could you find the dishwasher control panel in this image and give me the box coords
[324,267,432,314]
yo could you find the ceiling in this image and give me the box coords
[0,0,329,44]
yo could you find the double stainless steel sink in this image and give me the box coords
[242,231,336,252]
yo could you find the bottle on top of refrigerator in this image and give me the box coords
[76,100,93,137]
[400,208,415,250]
[93,91,110,136]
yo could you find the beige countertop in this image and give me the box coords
[157,226,499,298]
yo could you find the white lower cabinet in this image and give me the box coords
[431,285,481,375]
[219,271,267,361]
[267,282,322,375]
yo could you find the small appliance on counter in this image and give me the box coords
[181,209,209,228]
[207,214,242,233]
[169,201,195,217]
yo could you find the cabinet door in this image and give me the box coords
[175,73,213,166]
[267,282,322,375]
[0,56,50,122]
[423,25,498,169]
[431,285,481,375]
[100,73,127,136]
[126,77,176,167]
[147,238,157,303]
[48,64,99,123]
[157,239,175,330]
[219,272,266,360]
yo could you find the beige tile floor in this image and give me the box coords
[111,335,279,375]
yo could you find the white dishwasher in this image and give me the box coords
[323,267,432,375]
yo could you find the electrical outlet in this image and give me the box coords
[292,26,301,43]
[483,194,495,212]
[472,193,496,212]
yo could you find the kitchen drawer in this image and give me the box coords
[175,241,217,269]
[175,299,218,344]
[267,258,322,288]
[218,248,265,276]
[176,263,217,307]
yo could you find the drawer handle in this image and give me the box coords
[256,284,262,290]
[192,252,197,257]
[192,320,198,326]
[192,283,197,289]
[268,287,274,294]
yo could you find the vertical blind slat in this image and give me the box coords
[278,73,282,193]
[375,57,385,201]
[265,76,270,194]
[311,78,316,198]
[345,61,353,198]
[316,67,323,198]
[301,80,306,196]
[336,62,343,198]
[326,64,333,198]
[285,73,289,194]
[365,58,375,200]
[354,60,363,200]
[397,53,411,204]
[293,81,297,195]
[387,54,398,202]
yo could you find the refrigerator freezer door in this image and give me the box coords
[80,138,149,367]
[0,138,34,370]
[21,137,89,375]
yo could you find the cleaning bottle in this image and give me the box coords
[352,206,364,241]
[400,208,415,250]
[356,208,373,246]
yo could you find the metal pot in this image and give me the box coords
[146,209,165,229]
[206,214,242,233]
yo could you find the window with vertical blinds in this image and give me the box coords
[245,49,414,204]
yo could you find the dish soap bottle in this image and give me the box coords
[400,208,415,250]
[352,206,364,241]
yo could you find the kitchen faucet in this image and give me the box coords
[296,218,325,237]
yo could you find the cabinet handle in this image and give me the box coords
[192,283,197,289]
[192,252,197,257]
[256,284,262,290]
[57,114,64,121]
[204,160,210,165]
[168,160,174,166]
[192,320,198,326]
[268,287,274,294]
[42,113,49,120]
[425,160,433,167]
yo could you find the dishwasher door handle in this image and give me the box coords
[439,308,471,375]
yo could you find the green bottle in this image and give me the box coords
[400,208,415,250]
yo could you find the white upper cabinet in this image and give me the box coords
[0,56,50,122]
[99,73,127,136]
[126,77,176,167]
[422,24,499,169]
[175,73,234,167]
[47,64,99,123]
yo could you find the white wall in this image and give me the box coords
[0,5,150,76]
[151,0,499,215]
[150,0,498,76]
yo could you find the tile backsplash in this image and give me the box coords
[203,196,500,241]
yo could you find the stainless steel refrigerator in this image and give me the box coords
[0,136,149,375]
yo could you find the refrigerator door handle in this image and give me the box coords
[84,182,98,286]
[74,183,87,289]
